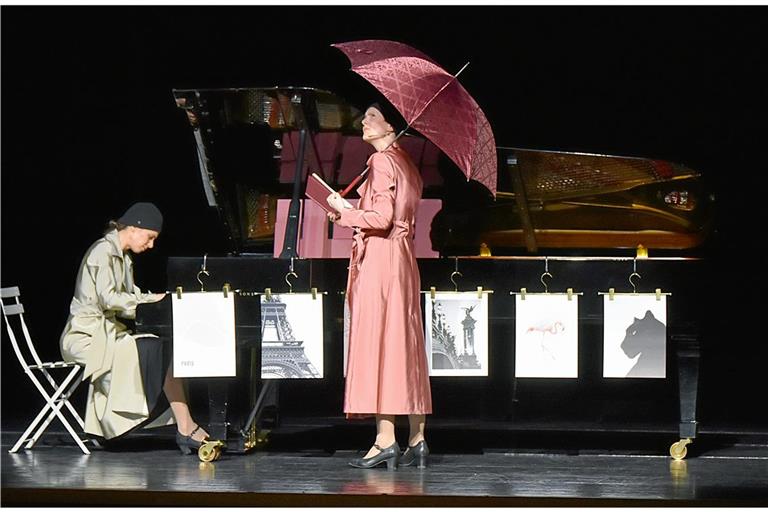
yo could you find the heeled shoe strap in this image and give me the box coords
[373,444,384,452]
[189,425,202,438]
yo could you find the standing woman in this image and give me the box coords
[327,104,432,470]
[60,202,209,454]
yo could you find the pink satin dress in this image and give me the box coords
[337,145,433,418]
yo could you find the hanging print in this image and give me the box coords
[260,293,324,379]
[172,291,236,378]
[515,294,578,378]
[424,292,489,376]
[603,295,667,378]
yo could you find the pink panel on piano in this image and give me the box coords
[337,137,374,186]
[274,199,442,259]
[279,132,345,183]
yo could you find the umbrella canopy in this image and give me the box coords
[333,39,498,197]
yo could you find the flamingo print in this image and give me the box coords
[525,321,565,360]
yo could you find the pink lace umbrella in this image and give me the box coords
[333,39,497,197]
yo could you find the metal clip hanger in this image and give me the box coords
[197,253,210,292]
[424,257,493,299]
[540,256,553,293]
[597,258,671,300]
[284,256,298,293]
[450,256,463,292]
[511,256,582,300]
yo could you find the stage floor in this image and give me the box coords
[2,420,768,506]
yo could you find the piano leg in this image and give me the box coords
[670,332,700,460]
[242,381,279,443]
[207,379,230,442]
[204,364,279,456]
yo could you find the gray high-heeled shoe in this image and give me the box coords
[400,440,429,468]
[348,442,400,470]
[176,425,206,455]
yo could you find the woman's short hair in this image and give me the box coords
[104,220,128,234]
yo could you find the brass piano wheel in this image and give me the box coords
[669,438,692,460]
[254,429,270,449]
[198,440,225,463]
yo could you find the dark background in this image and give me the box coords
[2,6,767,429]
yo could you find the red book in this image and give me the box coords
[305,173,352,214]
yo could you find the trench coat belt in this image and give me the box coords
[350,228,366,272]
[389,220,411,239]
[71,303,117,382]
[350,220,411,273]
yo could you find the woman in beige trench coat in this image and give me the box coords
[60,202,208,454]
[327,104,433,470]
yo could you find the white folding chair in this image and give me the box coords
[1,286,91,454]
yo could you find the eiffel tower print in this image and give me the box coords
[261,295,322,378]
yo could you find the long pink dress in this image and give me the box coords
[337,145,433,418]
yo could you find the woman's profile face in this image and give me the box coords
[125,226,159,253]
[361,107,393,142]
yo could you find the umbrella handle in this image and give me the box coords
[339,166,369,197]
[339,170,367,197]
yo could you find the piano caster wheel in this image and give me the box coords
[198,440,225,463]
[670,438,692,460]
[254,430,270,449]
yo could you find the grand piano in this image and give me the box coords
[137,87,712,460]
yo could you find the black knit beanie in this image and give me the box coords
[118,202,163,232]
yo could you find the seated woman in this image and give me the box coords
[60,202,208,454]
